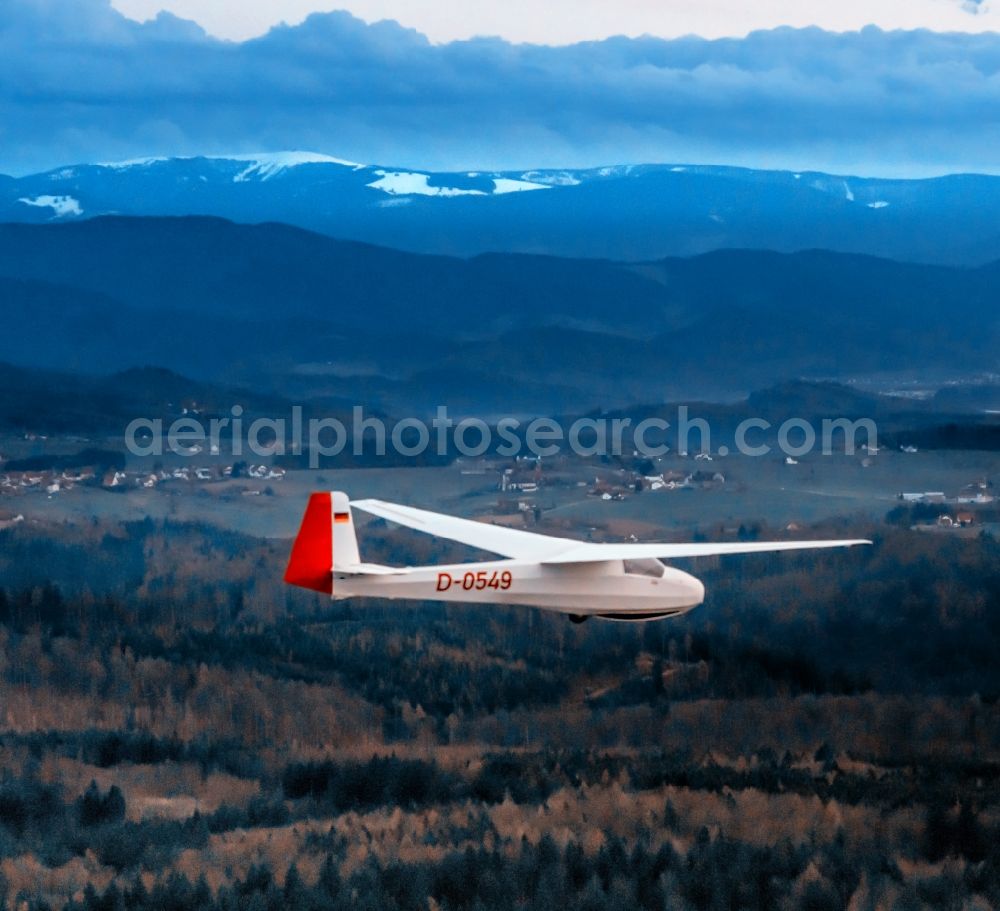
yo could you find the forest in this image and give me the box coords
[0,512,998,909]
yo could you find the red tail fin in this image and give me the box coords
[284,491,333,594]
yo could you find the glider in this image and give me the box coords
[284,491,870,622]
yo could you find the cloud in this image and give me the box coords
[2,0,1000,176]
[109,0,1000,44]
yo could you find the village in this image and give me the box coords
[0,460,287,498]
[465,451,998,536]
[896,478,995,529]
[1,431,996,543]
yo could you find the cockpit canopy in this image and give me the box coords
[623,558,666,578]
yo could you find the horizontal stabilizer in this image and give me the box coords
[333,563,405,576]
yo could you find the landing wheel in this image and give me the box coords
[568,614,589,624]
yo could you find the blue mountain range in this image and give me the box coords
[4,153,1000,265]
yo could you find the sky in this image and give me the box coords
[2,0,999,176]
[110,0,1000,43]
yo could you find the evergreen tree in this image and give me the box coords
[318,855,341,899]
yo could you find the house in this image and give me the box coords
[902,491,946,504]
[689,470,723,489]
[247,464,280,479]
[957,493,990,504]
[458,457,495,476]
[955,512,975,527]
[499,468,540,493]
[958,480,994,504]
[62,469,95,483]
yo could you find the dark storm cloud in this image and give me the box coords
[3,0,1000,174]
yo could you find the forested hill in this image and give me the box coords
[0,516,998,908]
[0,217,996,409]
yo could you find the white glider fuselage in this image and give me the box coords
[333,558,705,620]
[284,491,870,622]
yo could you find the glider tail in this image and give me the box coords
[284,491,361,593]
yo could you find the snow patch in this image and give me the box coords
[98,157,166,169]
[97,152,364,179]
[49,168,76,181]
[492,178,550,194]
[18,195,83,217]
[226,151,363,182]
[867,200,890,209]
[366,170,550,198]
[843,181,855,202]
[519,171,580,187]
[670,166,687,172]
[594,165,634,178]
[367,170,486,197]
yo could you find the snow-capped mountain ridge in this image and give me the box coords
[3,154,1000,265]
[54,152,560,194]
[97,151,365,178]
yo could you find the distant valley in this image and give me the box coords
[0,216,997,413]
